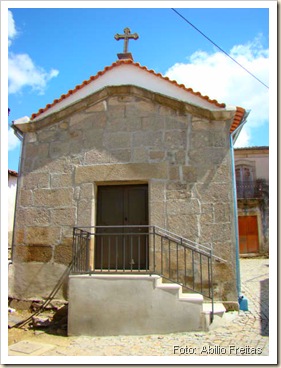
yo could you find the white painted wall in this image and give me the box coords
[255,156,269,181]
[235,150,269,182]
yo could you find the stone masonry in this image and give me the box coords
[10,85,237,302]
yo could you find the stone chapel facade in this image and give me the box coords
[9,58,247,306]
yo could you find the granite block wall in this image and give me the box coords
[10,86,237,301]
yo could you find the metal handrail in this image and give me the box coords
[72,225,222,322]
[73,225,226,263]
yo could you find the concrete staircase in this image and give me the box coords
[155,276,204,303]
[155,276,226,330]
[68,274,225,336]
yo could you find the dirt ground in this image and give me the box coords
[8,307,74,348]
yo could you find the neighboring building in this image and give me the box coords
[234,146,269,255]
[9,38,248,333]
[8,170,18,258]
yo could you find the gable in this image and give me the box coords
[13,59,246,134]
[30,60,228,122]
[15,85,238,134]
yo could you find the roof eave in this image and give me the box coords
[230,107,249,142]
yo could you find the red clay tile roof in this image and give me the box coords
[235,146,269,151]
[8,169,18,177]
[30,59,245,132]
[30,59,226,121]
[230,106,246,133]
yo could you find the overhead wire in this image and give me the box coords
[171,8,269,89]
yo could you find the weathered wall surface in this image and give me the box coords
[8,174,18,255]
[11,86,237,301]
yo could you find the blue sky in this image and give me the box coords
[4,2,275,171]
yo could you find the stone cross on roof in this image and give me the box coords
[114,27,139,60]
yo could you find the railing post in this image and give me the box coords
[89,234,95,272]
[153,226,156,273]
[72,227,76,273]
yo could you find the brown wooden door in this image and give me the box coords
[95,184,148,270]
[238,216,259,254]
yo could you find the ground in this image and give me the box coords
[7,258,271,359]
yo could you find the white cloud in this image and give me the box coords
[8,10,17,46]
[8,127,21,152]
[8,11,59,95]
[8,53,59,95]
[234,128,250,148]
[165,36,269,147]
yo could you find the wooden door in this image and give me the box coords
[238,216,259,254]
[95,184,148,270]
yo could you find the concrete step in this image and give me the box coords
[154,278,228,331]
[155,277,204,303]
[202,302,226,330]
[203,302,226,317]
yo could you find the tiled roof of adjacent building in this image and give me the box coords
[234,146,269,150]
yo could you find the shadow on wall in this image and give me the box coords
[260,277,269,336]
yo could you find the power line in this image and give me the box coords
[171,8,269,89]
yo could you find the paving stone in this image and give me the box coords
[9,341,56,356]
[8,315,25,328]
[9,341,42,354]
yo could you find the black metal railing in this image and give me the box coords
[236,180,265,199]
[72,225,226,321]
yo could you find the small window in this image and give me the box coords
[235,165,256,198]
[235,165,254,183]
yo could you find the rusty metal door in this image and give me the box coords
[95,184,148,270]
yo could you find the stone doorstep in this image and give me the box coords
[8,340,56,356]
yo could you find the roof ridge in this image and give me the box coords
[30,59,226,120]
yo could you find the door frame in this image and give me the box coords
[237,209,262,254]
[94,182,149,270]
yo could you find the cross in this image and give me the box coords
[114,27,139,53]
